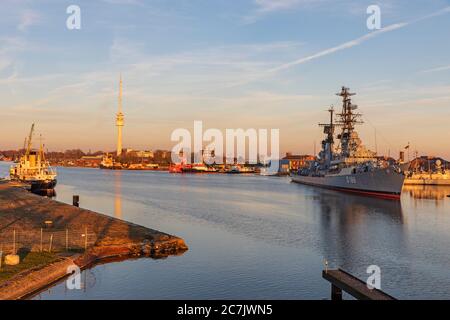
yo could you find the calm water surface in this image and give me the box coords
[1,163,450,299]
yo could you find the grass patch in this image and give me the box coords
[0,251,58,283]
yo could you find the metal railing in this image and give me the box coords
[0,228,98,254]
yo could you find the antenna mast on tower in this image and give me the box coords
[116,74,125,157]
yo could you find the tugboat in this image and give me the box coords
[181,163,218,173]
[100,153,124,170]
[169,162,217,173]
[291,87,405,199]
[169,150,218,173]
[10,124,57,194]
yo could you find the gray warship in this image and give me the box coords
[292,87,405,199]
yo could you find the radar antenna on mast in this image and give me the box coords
[318,105,339,164]
[319,105,337,145]
[335,87,364,158]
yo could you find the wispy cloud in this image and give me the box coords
[216,23,407,90]
[0,37,26,87]
[101,0,143,4]
[17,10,40,31]
[420,65,450,74]
[216,5,450,90]
[261,5,450,75]
[106,39,303,93]
[269,23,407,72]
[243,0,316,24]
[254,0,304,13]
[0,58,12,72]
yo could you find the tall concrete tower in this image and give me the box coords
[116,75,124,157]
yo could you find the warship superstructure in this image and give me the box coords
[292,87,405,199]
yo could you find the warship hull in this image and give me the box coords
[292,168,405,199]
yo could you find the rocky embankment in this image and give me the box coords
[0,181,188,299]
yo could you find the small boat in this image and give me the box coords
[226,165,255,174]
[169,163,217,173]
[169,163,183,173]
[260,167,279,176]
[182,164,217,173]
[10,124,57,194]
[100,154,124,170]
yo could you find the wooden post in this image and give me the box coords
[66,229,69,251]
[49,234,53,253]
[73,195,80,207]
[84,227,88,251]
[13,229,16,255]
[40,228,43,252]
[331,284,343,301]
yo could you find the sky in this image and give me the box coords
[1,0,450,159]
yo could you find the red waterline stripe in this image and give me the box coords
[292,180,401,200]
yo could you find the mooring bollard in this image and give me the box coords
[73,195,80,207]
[40,228,43,252]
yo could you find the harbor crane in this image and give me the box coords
[25,123,35,157]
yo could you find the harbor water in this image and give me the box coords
[1,162,450,299]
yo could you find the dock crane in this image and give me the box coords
[25,123,35,157]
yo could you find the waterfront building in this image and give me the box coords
[80,155,104,167]
[279,153,315,174]
[135,150,154,158]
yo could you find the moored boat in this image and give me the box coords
[9,124,57,195]
[169,162,217,173]
[182,163,217,173]
[226,165,255,174]
[100,153,124,170]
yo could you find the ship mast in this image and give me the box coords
[39,134,46,162]
[335,87,363,158]
[319,106,336,165]
[319,106,336,144]
[22,138,27,156]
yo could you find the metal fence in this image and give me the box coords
[0,228,98,254]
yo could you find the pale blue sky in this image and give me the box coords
[1,0,450,158]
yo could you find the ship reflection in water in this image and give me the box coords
[1,163,445,300]
[303,186,406,278]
